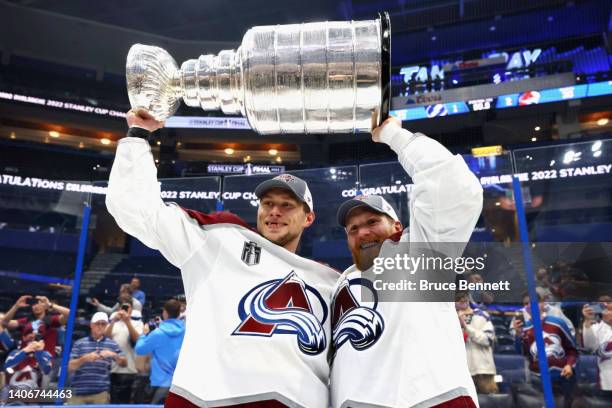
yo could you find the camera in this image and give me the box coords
[147,316,161,332]
[120,303,131,312]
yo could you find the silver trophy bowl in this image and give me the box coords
[126,13,391,134]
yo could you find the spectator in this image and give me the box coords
[67,312,127,405]
[105,295,143,404]
[456,292,498,394]
[2,295,70,356]
[91,283,142,313]
[130,277,146,306]
[581,298,612,400]
[0,313,14,390]
[509,292,575,338]
[466,272,495,309]
[512,293,577,407]
[4,335,52,391]
[135,299,185,404]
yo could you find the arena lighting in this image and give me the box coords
[78,142,84,149]
[534,126,540,131]
[156,141,161,145]
[100,138,111,145]
[224,148,235,155]
[592,141,602,151]
[562,150,581,164]
[243,155,251,162]
[531,137,537,142]
[597,118,609,126]
[275,156,282,163]
[48,131,60,138]
[268,148,278,156]
[9,132,16,139]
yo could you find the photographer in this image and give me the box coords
[105,295,143,403]
[135,299,185,404]
[2,295,70,357]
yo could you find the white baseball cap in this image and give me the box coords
[91,312,109,324]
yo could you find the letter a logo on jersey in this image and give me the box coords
[233,272,328,355]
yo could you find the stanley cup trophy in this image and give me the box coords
[126,13,391,134]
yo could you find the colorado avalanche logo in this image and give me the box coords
[331,278,384,352]
[233,272,327,355]
[530,332,565,360]
[597,341,612,362]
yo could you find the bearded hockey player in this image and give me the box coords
[331,116,483,407]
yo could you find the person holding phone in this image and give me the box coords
[104,295,143,404]
[1,295,70,357]
[582,298,612,398]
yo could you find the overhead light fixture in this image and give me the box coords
[49,131,60,138]
[531,137,537,142]
[224,147,234,155]
[563,150,581,164]
[268,148,278,156]
[9,132,16,139]
[275,156,282,163]
[534,126,540,131]
[100,138,111,145]
[597,118,609,126]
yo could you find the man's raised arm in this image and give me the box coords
[373,117,483,243]
[105,109,206,267]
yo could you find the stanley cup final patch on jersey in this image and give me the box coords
[241,241,262,266]
[232,272,328,355]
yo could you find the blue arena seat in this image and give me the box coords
[477,393,513,408]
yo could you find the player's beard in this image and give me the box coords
[351,241,384,271]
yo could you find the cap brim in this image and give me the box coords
[254,179,310,210]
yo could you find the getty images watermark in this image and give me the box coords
[361,242,514,302]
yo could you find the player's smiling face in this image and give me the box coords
[345,207,402,271]
[257,188,314,252]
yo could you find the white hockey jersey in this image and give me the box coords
[583,320,612,390]
[106,136,339,408]
[330,124,483,408]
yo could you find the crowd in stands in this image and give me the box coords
[455,263,612,408]
[1,263,611,407]
[0,278,186,405]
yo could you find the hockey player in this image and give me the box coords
[106,109,339,408]
[331,116,483,407]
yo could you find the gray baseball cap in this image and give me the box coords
[255,174,314,212]
[337,194,399,227]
